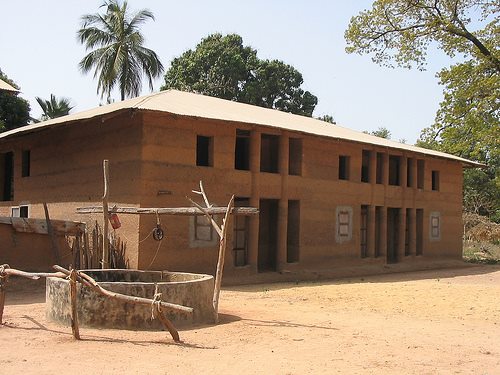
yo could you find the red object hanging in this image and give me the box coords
[109,213,121,229]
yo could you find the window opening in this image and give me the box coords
[388,155,401,186]
[1,151,14,201]
[338,155,350,180]
[407,158,414,187]
[432,170,440,191]
[196,135,213,167]
[288,138,302,176]
[235,130,250,170]
[260,134,279,173]
[361,150,370,183]
[417,159,425,189]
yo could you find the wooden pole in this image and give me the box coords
[212,195,235,324]
[0,264,7,325]
[43,203,60,264]
[152,284,180,342]
[69,269,80,339]
[102,160,110,269]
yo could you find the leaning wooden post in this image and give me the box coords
[0,264,9,325]
[43,203,60,265]
[102,160,110,269]
[212,195,235,324]
[152,284,180,342]
[69,269,80,340]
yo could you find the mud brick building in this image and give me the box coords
[0,90,480,278]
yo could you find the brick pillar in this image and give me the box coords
[367,205,376,257]
[277,134,289,270]
[380,206,388,261]
[382,153,389,186]
[248,130,261,270]
[408,208,416,256]
[400,155,407,188]
[410,158,417,189]
[398,207,407,261]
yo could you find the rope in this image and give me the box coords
[151,290,162,320]
[144,238,163,271]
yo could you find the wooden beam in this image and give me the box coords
[0,217,86,236]
[76,206,258,216]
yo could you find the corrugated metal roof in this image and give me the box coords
[0,89,483,167]
[0,78,19,93]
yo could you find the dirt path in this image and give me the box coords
[1,265,499,374]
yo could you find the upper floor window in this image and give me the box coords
[432,170,440,191]
[1,151,14,201]
[235,129,250,170]
[361,150,371,183]
[417,159,425,189]
[260,134,279,173]
[196,135,213,167]
[338,155,350,180]
[289,138,302,176]
[388,155,401,186]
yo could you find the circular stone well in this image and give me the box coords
[46,269,215,330]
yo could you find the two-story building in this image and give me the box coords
[0,90,481,279]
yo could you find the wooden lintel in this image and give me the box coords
[0,217,86,236]
[76,206,259,216]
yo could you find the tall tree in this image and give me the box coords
[346,0,499,221]
[77,0,164,101]
[0,69,30,132]
[35,94,74,121]
[162,33,318,116]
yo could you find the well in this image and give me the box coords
[46,269,215,330]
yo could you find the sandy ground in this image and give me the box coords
[1,265,499,375]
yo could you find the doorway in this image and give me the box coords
[387,208,400,263]
[258,199,279,272]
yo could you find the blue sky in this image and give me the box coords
[1,1,451,143]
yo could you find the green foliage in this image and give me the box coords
[363,126,392,139]
[345,0,499,71]
[317,114,336,124]
[347,0,499,222]
[0,69,30,132]
[77,0,164,100]
[162,33,318,116]
[35,94,74,121]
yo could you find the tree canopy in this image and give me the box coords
[35,94,74,121]
[161,33,318,116]
[0,69,30,132]
[346,0,499,221]
[77,0,164,100]
[345,0,499,71]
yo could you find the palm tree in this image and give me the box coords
[77,0,164,100]
[35,94,73,121]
